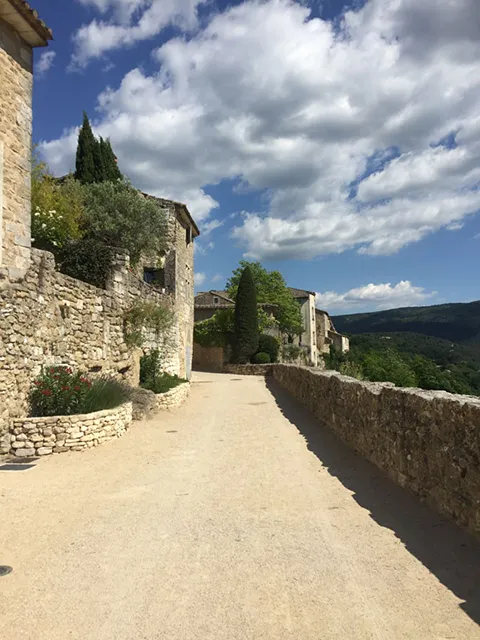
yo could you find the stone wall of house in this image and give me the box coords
[0,248,175,443]
[4,402,132,457]
[271,364,480,537]
[171,207,195,380]
[0,18,33,281]
[192,343,226,372]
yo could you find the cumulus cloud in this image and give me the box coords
[194,272,207,287]
[316,281,437,313]
[41,0,480,255]
[72,0,206,67]
[36,51,56,76]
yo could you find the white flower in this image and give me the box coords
[34,212,40,217]
[49,209,56,214]
[58,215,63,220]
[41,223,47,229]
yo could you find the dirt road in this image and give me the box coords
[1,372,479,639]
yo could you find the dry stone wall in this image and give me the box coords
[271,364,480,537]
[0,249,175,440]
[4,402,132,457]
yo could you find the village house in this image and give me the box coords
[0,2,200,443]
[194,287,349,367]
[0,0,52,282]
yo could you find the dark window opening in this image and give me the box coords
[143,268,165,288]
[213,296,219,304]
[186,226,192,244]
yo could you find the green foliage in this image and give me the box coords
[124,301,174,348]
[324,345,479,396]
[252,352,271,364]
[227,260,303,336]
[140,350,186,394]
[194,310,233,347]
[82,180,168,265]
[59,237,114,289]
[31,152,84,252]
[281,344,305,362]
[338,360,364,380]
[75,112,97,184]
[29,366,130,417]
[257,334,280,363]
[233,266,259,363]
[81,377,132,413]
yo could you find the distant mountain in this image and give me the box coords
[333,300,480,345]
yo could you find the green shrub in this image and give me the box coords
[141,371,186,394]
[29,367,130,417]
[59,236,114,289]
[281,344,304,362]
[257,334,280,363]
[140,350,186,394]
[252,352,271,364]
[124,302,174,348]
[140,349,161,386]
[81,377,132,413]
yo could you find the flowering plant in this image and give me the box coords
[29,366,92,417]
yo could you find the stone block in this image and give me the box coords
[36,447,52,456]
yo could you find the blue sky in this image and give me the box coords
[32,0,480,314]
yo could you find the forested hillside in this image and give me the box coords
[334,300,480,344]
[327,301,480,396]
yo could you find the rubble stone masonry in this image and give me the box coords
[272,365,480,537]
[0,17,33,280]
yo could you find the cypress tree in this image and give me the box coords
[75,112,97,184]
[93,137,106,183]
[233,266,259,363]
[104,138,122,181]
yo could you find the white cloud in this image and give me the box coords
[72,0,206,67]
[41,0,480,255]
[36,51,56,76]
[201,219,224,235]
[194,272,207,287]
[316,281,437,313]
[212,274,223,283]
[194,240,214,256]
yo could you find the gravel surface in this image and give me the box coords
[0,372,479,639]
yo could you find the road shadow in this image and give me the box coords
[266,377,480,627]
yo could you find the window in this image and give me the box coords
[143,268,165,288]
[213,296,219,304]
[186,226,192,245]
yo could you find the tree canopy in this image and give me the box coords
[226,260,303,336]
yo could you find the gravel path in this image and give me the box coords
[1,372,479,639]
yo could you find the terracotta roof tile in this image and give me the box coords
[7,0,53,41]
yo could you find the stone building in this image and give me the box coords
[0,2,200,446]
[316,308,350,355]
[0,0,52,282]
[194,286,348,367]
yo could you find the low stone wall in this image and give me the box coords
[271,365,480,537]
[223,364,274,376]
[4,402,132,457]
[131,383,190,420]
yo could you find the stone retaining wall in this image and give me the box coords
[4,402,132,457]
[131,383,190,420]
[271,365,480,537]
[223,364,274,376]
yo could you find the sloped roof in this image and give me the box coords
[1,0,53,45]
[289,286,316,298]
[141,193,200,237]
